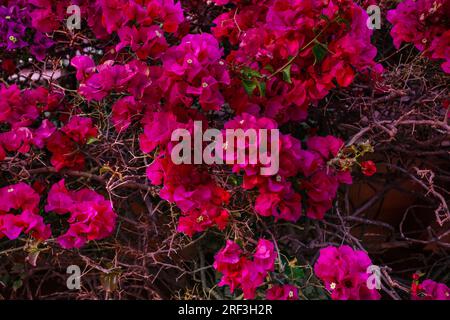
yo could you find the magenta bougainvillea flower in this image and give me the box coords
[412,279,450,300]
[223,113,305,222]
[300,136,352,220]
[27,0,184,41]
[71,55,97,82]
[214,239,277,299]
[46,116,98,171]
[265,284,299,300]
[111,96,143,132]
[314,245,381,300]
[61,116,98,145]
[146,156,231,237]
[212,0,382,123]
[387,0,450,73]
[160,33,230,111]
[72,57,153,102]
[45,180,117,249]
[222,114,352,222]
[139,111,192,154]
[0,183,51,241]
[116,25,168,60]
[0,85,61,159]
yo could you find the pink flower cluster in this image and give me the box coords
[0,182,51,241]
[300,135,353,219]
[224,113,303,222]
[46,116,98,171]
[29,0,184,41]
[412,279,450,300]
[223,113,352,222]
[73,33,230,127]
[0,82,99,171]
[111,96,144,132]
[212,0,382,123]
[387,0,449,73]
[0,179,116,249]
[138,107,352,236]
[71,56,153,102]
[160,33,230,111]
[265,284,299,300]
[70,35,232,237]
[45,180,117,249]
[61,1,358,237]
[0,84,61,160]
[98,0,184,36]
[314,245,381,300]
[213,239,277,299]
[139,111,230,236]
[146,156,230,236]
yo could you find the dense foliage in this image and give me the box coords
[0,0,448,300]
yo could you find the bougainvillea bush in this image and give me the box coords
[0,0,449,300]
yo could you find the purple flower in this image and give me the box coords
[5,22,27,50]
[31,32,54,61]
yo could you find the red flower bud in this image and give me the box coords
[361,160,377,177]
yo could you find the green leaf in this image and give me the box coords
[291,266,305,280]
[12,279,23,291]
[235,238,244,248]
[282,64,292,84]
[312,43,328,65]
[264,64,274,73]
[256,81,266,97]
[229,174,242,186]
[319,14,330,22]
[242,79,257,96]
[87,136,99,145]
[335,16,350,29]
[241,67,262,79]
